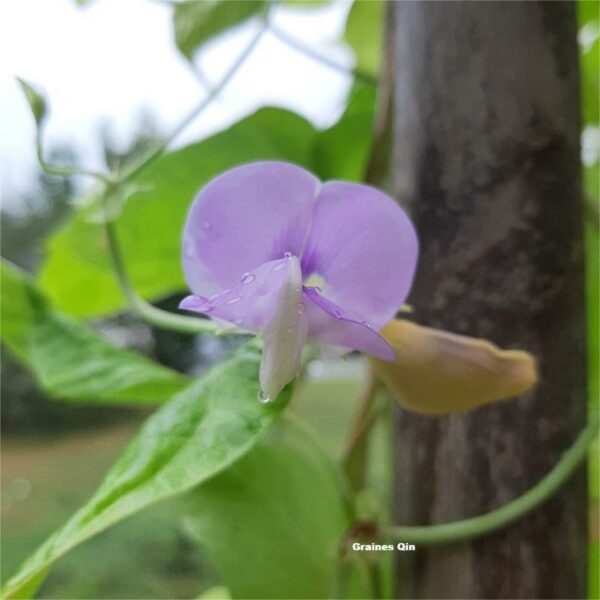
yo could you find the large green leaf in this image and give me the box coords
[183,418,350,599]
[313,84,376,182]
[174,0,265,59]
[1,260,187,404]
[344,0,384,77]
[1,343,289,599]
[39,108,317,317]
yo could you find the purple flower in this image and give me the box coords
[180,161,418,402]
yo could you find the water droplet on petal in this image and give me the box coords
[283,251,292,259]
[298,303,305,314]
[210,293,226,306]
[258,391,272,404]
[226,297,241,305]
[241,272,256,284]
[272,261,286,272]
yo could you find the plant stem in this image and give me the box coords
[343,370,381,491]
[104,220,221,335]
[384,412,599,545]
[36,137,108,181]
[367,560,384,600]
[268,21,378,87]
[119,22,267,183]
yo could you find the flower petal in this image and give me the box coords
[179,257,297,332]
[300,182,418,329]
[183,161,321,297]
[259,256,307,402]
[371,319,538,415]
[303,287,395,361]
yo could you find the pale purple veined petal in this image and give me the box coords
[182,161,321,297]
[179,257,297,332]
[303,287,395,361]
[300,182,418,329]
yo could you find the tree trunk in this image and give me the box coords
[390,2,587,598]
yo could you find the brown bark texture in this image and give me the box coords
[390,2,587,599]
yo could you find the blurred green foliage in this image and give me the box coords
[1,261,187,404]
[173,0,266,60]
[344,0,383,77]
[1,343,290,599]
[184,418,353,599]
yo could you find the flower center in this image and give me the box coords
[304,272,325,290]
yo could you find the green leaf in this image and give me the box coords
[1,343,289,599]
[313,84,376,182]
[174,0,265,59]
[344,0,384,77]
[197,587,232,599]
[282,0,332,6]
[16,77,47,126]
[0,260,188,404]
[74,180,149,224]
[578,0,600,124]
[38,108,317,317]
[183,418,350,599]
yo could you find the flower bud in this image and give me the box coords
[371,319,537,415]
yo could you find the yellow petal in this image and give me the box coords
[370,320,538,415]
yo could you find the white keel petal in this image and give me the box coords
[259,256,307,402]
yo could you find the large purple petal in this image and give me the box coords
[179,257,296,332]
[303,287,395,361]
[183,161,321,297]
[300,182,418,329]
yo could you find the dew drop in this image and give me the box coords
[210,293,226,306]
[298,303,305,314]
[241,272,256,284]
[258,391,272,404]
[226,297,241,305]
[283,251,292,259]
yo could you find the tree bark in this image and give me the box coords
[390,2,587,599]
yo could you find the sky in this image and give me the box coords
[0,0,354,207]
